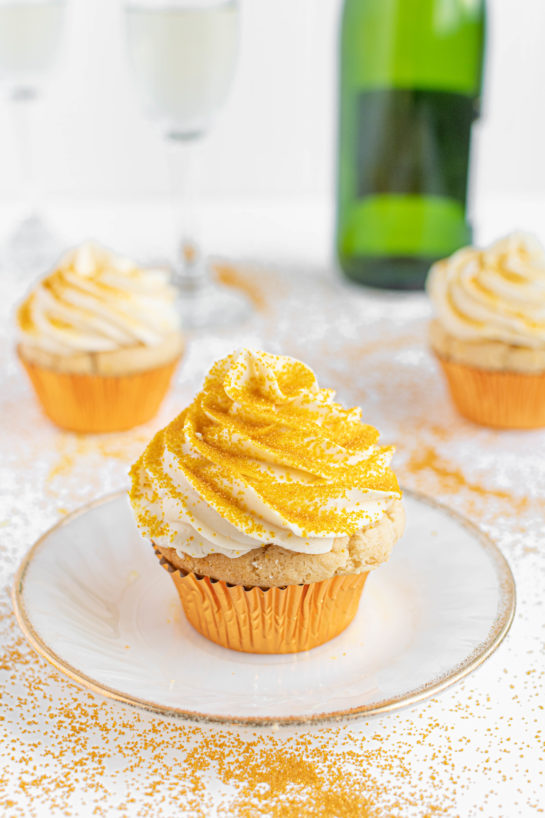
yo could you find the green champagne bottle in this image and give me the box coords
[336,0,485,289]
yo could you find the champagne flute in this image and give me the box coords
[125,0,250,329]
[0,0,67,275]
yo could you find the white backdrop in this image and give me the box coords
[0,0,542,206]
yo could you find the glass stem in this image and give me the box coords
[166,135,207,293]
[11,89,39,216]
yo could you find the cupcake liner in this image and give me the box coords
[19,355,180,433]
[437,355,545,429]
[154,547,368,654]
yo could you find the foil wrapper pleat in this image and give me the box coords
[19,355,180,433]
[154,548,368,654]
[437,355,545,429]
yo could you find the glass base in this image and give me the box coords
[339,254,440,290]
[176,279,251,330]
[2,212,61,279]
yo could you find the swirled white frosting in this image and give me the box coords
[129,349,401,559]
[17,242,180,355]
[426,233,545,348]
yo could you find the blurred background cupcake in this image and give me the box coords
[427,233,545,429]
[129,348,404,654]
[17,241,184,433]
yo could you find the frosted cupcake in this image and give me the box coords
[17,242,184,433]
[427,233,545,428]
[129,349,404,654]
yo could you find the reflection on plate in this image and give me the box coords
[12,490,515,726]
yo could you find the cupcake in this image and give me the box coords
[427,233,545,429]
[129,349,404,654]
[17,242,184,433]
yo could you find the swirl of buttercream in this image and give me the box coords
[129,349,401,559]
[426,233,545,348]
[17,242,180,355]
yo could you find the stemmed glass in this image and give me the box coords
[0,0,67,275]
[124,0,250,328]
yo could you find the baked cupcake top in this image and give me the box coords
[17,242,180,356]
[426,233,545,348]
[129,349,401,559]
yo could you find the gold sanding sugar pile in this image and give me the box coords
[3,562,545,818]
[189,734,453,818]
[0,591,461,818]
[0,621,454,818]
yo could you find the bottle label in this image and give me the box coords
[356,89,474,204]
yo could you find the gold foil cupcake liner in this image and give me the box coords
[19,354,180,433]
[437,354,545,429]
[154,547,368,654]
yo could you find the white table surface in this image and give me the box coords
[1,199,543,817]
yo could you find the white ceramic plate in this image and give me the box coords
[13,490,515,726]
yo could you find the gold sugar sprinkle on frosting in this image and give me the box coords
[130,349,401,550]
[427,232,545,347]
[16,241,180,355]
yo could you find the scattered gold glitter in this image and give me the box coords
[214,263,269,312]
[406,445,521,505]
[0,617,458,817]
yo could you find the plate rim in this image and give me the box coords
[12,488,516,727]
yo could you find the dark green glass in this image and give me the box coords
[336,0,485,289]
